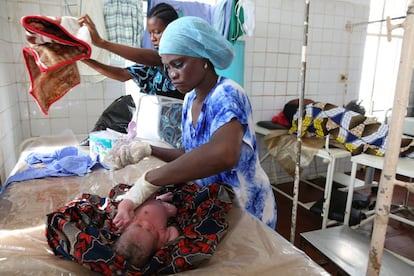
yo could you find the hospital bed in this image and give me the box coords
[0,130,328,275]
[256,124,355,229]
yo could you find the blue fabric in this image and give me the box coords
[181,77,277,228]
[159,16,234,70]
[212,0,229,38]
[0,146,105,196]
[142,0,218,49]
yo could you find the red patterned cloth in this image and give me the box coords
[46,183,234,275]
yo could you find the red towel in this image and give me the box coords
[22,15,91,115]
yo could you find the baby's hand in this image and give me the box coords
[156,192,174,202]
[113,199,135,231]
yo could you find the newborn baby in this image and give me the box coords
[113,192,180,267]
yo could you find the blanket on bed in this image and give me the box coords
[46,182,234,275]
[22,15,91,115]
[289,102,414,157]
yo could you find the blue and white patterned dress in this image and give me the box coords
[181,77,277,228]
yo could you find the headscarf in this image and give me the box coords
[158,16,234,70]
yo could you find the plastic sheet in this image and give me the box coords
[0,132,328,275]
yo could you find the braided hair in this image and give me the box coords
[148,3,179,26]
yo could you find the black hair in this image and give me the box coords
[344,100,366,115]
[148,3,179,26]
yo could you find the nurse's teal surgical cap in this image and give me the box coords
[158,16,234,70]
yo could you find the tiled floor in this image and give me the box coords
[273,168,414,275]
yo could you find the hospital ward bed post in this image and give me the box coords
[256,123,356,230]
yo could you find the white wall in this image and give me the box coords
[0,0,370,185]
[0,0,23,184]
[0,0,125,184]
[245,0,370,121]
[247,0,370,182]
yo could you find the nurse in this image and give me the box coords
[78,3,182,99]
[113,16,277,229]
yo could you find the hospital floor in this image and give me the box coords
[273,168,414,275]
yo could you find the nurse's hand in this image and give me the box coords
[78,14,105,47]
[104,139,152,170]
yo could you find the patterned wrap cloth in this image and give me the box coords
[289,102,414,157]
[45,182,234,275]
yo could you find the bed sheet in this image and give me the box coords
[0,131,328,275]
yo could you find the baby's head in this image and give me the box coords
[113,197,179,267]
[113,222,157,267]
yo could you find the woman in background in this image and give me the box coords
[113,16,277,230]
[78,3,182,99]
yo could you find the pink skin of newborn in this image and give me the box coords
[113,192,180,267]
[130,192,179,249]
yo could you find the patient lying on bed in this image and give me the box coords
[265,100,414,177]
[113,192,180,267]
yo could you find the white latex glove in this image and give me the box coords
[123,172,160,209]
[104,139,151,170]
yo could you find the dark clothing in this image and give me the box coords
[127,64,184,100]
